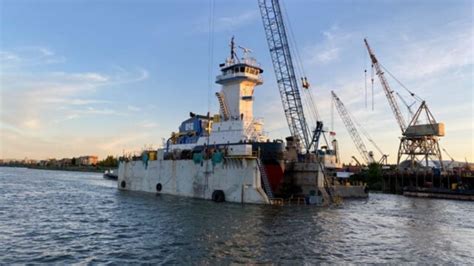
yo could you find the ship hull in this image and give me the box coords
[118,157,270,204]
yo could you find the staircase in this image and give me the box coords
[244,119,256,140]
[215,92,230,120]
[256,158,274,199]
[318,161,336,205]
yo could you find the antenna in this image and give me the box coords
[230,36,236,61]
[238,45,252,58]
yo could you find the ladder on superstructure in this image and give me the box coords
[215,92,230,120]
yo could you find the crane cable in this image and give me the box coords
[206,0,215,148]
[349,109,385,157]
[379,63,424,102]
[280,0,321,129]
[207,0,215,114]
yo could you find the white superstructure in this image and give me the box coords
[168,38,267,152]
[118,39,276,204]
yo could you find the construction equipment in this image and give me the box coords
[351,156,362,167]
[443,148,455,169]
[331,91,375,165]
[364,39,407,133]
[258,0,322,153]
[398,101,445,170]
[364,39,444,171]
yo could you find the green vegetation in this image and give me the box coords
[97,155,118,168]
[348,163,384,191]
[367,163,383,190]
[0,155,119,173]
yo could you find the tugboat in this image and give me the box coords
[103,169,118,180]
[117,39,332,204]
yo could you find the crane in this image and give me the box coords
[258,0,322,152]
[443,148,455,169]
[351,156,362,167]
[364,39,444,170]
[352,115,389,165]
[331,91,374,165]
[364,39,407,133]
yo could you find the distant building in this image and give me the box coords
[48,158,59,167]
[58,158,72,167]
[22,159,37,165]
[78,156,98,166]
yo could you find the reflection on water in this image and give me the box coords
[0,167,473,263]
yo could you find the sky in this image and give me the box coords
[0,0,472,164]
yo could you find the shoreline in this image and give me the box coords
[0,165,107,173]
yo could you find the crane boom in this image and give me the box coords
[332,91,374,165]
[258,0,314,151]
[364,39,407,133]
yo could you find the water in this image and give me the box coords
[1,167,473,264]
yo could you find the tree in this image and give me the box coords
[367,162,383,190]
[98,155,118,168]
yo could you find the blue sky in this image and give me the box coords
[0,0,472,163]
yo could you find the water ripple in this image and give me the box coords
[1,167,473,263]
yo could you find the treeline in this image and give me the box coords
[96,155,118,168]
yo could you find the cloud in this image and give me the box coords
[0,47,149,133]
[389,22,473,81]
[194,10,259,33]
[127,105,141,112]
[23,119,40,129]
[78,107,117,115]
[0,126,158,160]
[305,25,352,65]
[315,47,340,64]
[139,121,159,128]
[0,46,66,68]
[42,98,111,105]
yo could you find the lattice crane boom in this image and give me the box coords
[364,39,407,133]
[258,0,314,151]
[331,91,374,165]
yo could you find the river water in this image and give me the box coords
[1,167,473,264]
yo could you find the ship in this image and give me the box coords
[117,39,367,205]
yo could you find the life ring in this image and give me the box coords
[120,181,126,188]
[156,183,162,192]
[212,190,225,203]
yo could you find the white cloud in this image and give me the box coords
[390,24,473,81]
[79,107,116,115]
[140,121,158,128]
[0,46,66,68]
[23,119,40,129]
[305,25,351,65]
[71,72,109,82]
[0,47,149,133]
[194,10,259,33]
[316,47,340,64]
[127,105,141,112]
